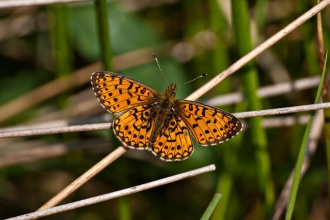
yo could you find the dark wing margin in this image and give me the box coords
[175,100,242,146]
[91,72,158,113]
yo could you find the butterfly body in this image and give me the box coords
[148,83,177,145]
[91,71,242,162]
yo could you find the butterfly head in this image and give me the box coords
[166,83,177,97]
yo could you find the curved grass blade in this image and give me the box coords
[201,194,222,220]
[285,51,328,220]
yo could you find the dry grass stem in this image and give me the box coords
[37,146,128,211]
[0,114,111,133]
[0,114,313,168]
[234,102,330,118]
[186,0,330,101]
[0,123,111,138]
[0,0,90,9]
[1,103,329,139]
[7,164,216,220]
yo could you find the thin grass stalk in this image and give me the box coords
[271,110,324,219]
[201,194,222,220]
[285,53,328,220]
[0,0,89,8]
[316,0,330,210]
[231,0,274,215]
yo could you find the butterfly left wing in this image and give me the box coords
[112,105,155,150]
[149,114,194,161]
[91,72,158,113]
[175,100,242,146]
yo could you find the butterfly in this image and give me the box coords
[91,71,242,162]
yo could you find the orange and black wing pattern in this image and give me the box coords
[112,104,155,150]
[175,100,242,146]
[150,114,194,161]
[91,72,157,113]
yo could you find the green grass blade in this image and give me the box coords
[211,174,233,220]
[231,0,274,215]
[201,194,222,220]
[95,0,113,71]
[47,4,72,77]
[285,52,328,220]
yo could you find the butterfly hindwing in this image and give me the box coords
[151,114,194,161]
[175,100,242,146]
[91,72,157,113]
[112,105,155,150]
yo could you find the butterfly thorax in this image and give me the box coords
[149,83,178,145]
[158,83,177,104]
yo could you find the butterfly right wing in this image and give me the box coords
[91,72,158,113]
[112,105,155,150]
[175,100,242,146]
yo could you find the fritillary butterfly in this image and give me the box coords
[91,70,242,162]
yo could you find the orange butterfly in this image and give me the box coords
[91,70,242,162]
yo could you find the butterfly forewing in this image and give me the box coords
[175,100,242,146]
[91,72,157,113]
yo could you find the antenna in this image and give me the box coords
[178,73,207,87]
[153,53,169,86]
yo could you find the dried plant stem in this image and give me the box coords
[186,0,330,101]
[37,146,128,211]
[0,0,90,8]
[1,103,330,139]
[0,115,313,168]
[7,164,216,220]
[0,123,111,138]
[233,102,330,118]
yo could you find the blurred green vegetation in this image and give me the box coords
[0,0,329,219]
